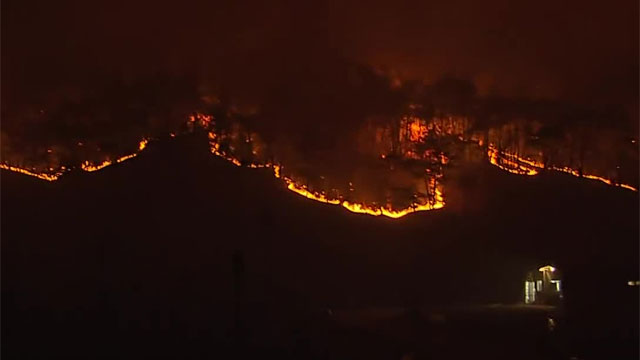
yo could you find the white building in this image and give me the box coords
[524,265,562,305]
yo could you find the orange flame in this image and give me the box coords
[81,139,149,172]
[3,111,635,222]
[268,165,444,218]
[4,139,150,178]
[487,144,637,192]
[81,159,113,172]
[487,145,539,176]
[0,164,61,181]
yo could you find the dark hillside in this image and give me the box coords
[2,133,637,359]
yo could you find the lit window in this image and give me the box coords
[525,281,536,304]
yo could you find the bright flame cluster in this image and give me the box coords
[268,165,444,218]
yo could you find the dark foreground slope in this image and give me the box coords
[2,133,638,359]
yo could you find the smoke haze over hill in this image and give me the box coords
[3,0,638,125]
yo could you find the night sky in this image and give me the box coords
[3,0,638,119]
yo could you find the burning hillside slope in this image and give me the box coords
[1,111,637,220]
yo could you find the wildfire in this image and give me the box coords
[285,181,342,205]
[269,165,443,218]
[81,160,113,172]
[4,139,150,178]
[208,131,242,166]
[406,116,428,142]
[81,139,150,172]
[0,164,61,181]
[3,111,636,223]
[342,199,443,218]
[487,145,539,176]
[487,145,638,192]
[188,113,214,128]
